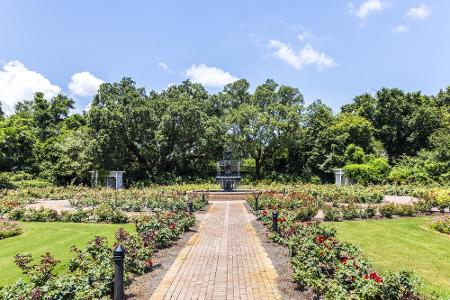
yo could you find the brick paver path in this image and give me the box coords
[150,201,281,300]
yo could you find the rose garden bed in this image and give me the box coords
[248,191,450,299]
[0,189,208,299]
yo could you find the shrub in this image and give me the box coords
[288,222,421,299]
[0,219,23,239]
[324,206,344,222]
[60,209,90,223]
[379,203,396,218]
[361,206,377,219]
[428,216,450,234]
[91,204,129,223]
[426,189,450,212]
[344,157,390,185]
[22,207,60,222]
[0,229,153,299]
[341,204,361,220]
[394,204,417,217]
[8,208,25,220]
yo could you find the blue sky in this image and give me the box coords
[1,0,449,113]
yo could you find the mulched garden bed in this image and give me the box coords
[245,203,312,300]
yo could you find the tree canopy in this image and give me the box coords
[1,78,448,185]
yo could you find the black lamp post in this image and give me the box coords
[113,245,125,300]
[272,210,278,233]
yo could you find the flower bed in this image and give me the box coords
[428,216,450,235]
[0,219,22,240]
[0,187,208,214]
[2,191,207,225]
[0,188,207,298]
[0,207,199,298]
[0,228,152,299]
[252,209,422,299]
[248,189,447,223]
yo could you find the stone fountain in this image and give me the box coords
[216,147,241,191]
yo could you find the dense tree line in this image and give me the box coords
[0,78,448,185]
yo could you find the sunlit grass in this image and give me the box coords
[0,222,134,286]
[329,217,450,299]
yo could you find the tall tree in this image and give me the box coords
[0,116,37,172]
[226,79,303,178]
[153,81,221,175]
[88,78,159,178]
[15,92,74,140]
[301,100,335,178]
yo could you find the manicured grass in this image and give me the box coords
[0,222,134,286]
[329,217,450,299]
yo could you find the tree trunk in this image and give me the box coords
[126,141,149,169]
[254,148,263,179]
[255,158,261,179]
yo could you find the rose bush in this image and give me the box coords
[428,216,450,234]
[0,219,22,240]
[250,198,423,299]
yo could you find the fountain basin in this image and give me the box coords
[189,190,254,201]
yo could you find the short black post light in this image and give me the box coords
[283,187,287,195]
[188,201,194,214]
[272,210,279,233]
[201,193,206,204]
[254,191,261,211]
[113,245,125,300]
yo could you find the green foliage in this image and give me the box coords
[0,220,22,239]
[344,157,390,185]
[0,78,449,185]
[226,79,303,178]
[344,144,366,165]
[428,216,450,234]
[277,221,421,299]
[0,117,37,172]
[39,127,93,185]
[0,229,152,300]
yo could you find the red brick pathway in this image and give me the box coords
[150,201,281,300]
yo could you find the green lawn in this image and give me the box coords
[329,217,450,299]
[0,222,134,286]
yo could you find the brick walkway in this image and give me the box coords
[150,201,281,300]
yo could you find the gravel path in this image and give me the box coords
[25,200,74,211]
[246,203,311,300]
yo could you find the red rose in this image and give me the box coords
[365,272,383,283]
[169,223,177,230]
[146,259,153,268]
[315,235,326,244]
[340,257,348,264]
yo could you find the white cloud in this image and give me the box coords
[407,4,430,20]
[297,30,312,42]
[0,60,61,114]
[83,102,92,113]
[355,0,385,19]
[68,71,104,97]
[269,40,336,70]
[392,24,409,33]
[158,62,169,70]
[185,64,238,87]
